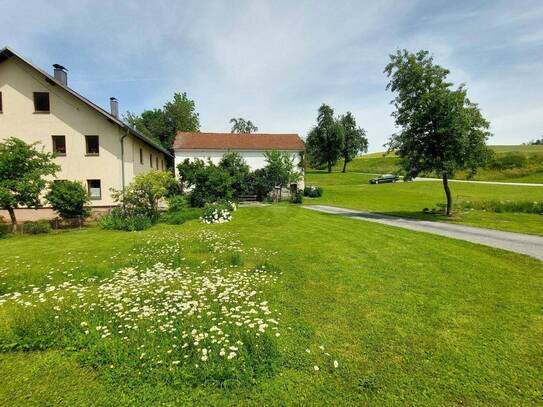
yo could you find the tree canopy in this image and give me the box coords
[230,118,258,133]
[339,112,368,172]
[306,104,344,172]
[385,49,491,215]
[125,92,200,150]
[0,137,59,228]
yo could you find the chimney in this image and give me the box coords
[53,64,68,86]
[110,97,119,118]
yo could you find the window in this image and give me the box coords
[161,160,164,170]
[139,148,143,164]
[85,135,99,155]
[87,179,101,200]
[150,154,153,168]
[33,92,50,112]
[156,156,159,169]
[0,92,3,112]
[52,136,66,156]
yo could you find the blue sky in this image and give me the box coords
[2,0,542,151]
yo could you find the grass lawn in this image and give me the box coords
[341,145,543,183]
[0,206,542,405]
[305,171,543,235]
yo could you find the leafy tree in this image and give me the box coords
[125,92,200,150]
[190,161,234,207]
[177,158,206,193]
[263,150,301,200]
[46,180,91,219]
[111,170,177,221]
[218,152,251,198]
[339,112,368,172]
[384,49,491,215]
[306,104,344,172]
[0,138,59,230]
[246,168,275,201]
[230,117,258,133]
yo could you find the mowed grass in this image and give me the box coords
[0,206,542,405]
[339,145,543,183]
[305,171,543,235]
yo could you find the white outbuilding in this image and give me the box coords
[173,132,305,190]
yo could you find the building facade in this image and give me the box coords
[0,47,171,220]
[173,132,305,189]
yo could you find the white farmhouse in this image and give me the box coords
[173,132,305,190]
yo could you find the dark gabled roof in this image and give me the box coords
[0,46,172,157]
[173,132,305,151]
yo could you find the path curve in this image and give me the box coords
[303,205,543,261]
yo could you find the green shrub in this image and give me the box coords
[488,153,528,170]
[160,207,203,225]
[303,185,323,198]
[46,180,91,219]
[460,200,543,214]
[98,209,152,231]
[166,195,188,212]
[289,191,303,204]
[190,163,235,207]
[111,170,177,221]
[23,220,51,234]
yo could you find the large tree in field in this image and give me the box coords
[384,50,491,215]
[0,138,59,230]
[230,118,258,133]
[339,112,368,173]
[306,104,344,173]
[125,92,200,150]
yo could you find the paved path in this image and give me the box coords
[354,172,542,187]
[303,205,543,261]
[413,177,543,187]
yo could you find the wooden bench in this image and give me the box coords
[239,194,258,202]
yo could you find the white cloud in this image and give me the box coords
[1,0,541,150]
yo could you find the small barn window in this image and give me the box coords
[150,154,153,168]
[139,148,143,164]
[85,135,99,155]
[87,179,101,200]
[33,92,50,112]
[156,156,159,169]
[52,135,66,155]
[0,92,3,112]
[161,160,164,170]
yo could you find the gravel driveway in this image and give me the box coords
[303,205,543,261]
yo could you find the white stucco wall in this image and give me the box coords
[0,55,167,209]
[175,149,305,188]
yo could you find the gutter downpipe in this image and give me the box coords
[120,129,129,209]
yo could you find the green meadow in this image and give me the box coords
[305,171,543,235]
[1,206,542,405]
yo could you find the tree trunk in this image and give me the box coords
[327,161,332,173]
[342,159,347,173]
[442,173,452,216]
[7,207,17,232]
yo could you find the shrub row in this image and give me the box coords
[460,200,543,214]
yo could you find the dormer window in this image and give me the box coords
[33,92,50,113]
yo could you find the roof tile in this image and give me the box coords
[173,132,304,151]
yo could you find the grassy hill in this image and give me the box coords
[333,145,543,183]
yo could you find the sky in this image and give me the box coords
[1,0,542,151]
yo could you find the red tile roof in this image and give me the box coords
[173,132,305,151]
